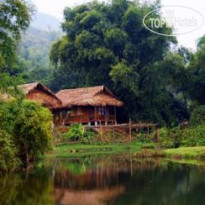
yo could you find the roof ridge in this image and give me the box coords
[18,82,39,86]
[18,82,62,103]
[56,85,104,94]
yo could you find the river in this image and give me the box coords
[0,155,205,205]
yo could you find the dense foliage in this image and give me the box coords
[187,35,205,105]
[0,97,53,172]
[62,123,96,142]
[66,123,85,141]
[0,130,20,172]
[0,0,33,69]
[49,0,189,125]
[190,105,205,126]
[137,125,205,148]
[0,75,53,173]
[0,0,56,173]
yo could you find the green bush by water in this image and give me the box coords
[0,99,53,173]
[155,125,205,148]
[62,123,97,142]
[0,130,21,173]
[134,124,205,148]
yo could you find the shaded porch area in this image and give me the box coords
[54,106,117,125]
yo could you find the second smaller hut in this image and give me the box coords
[18,82,62,110]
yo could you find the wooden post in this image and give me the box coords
[129,118,132,142]
[80,107,82,124]
[60,111,64,126]
[100,121,103,140]
[94,106,97,125]
[155,124,159,143]
[105,106,108,125]
[114,106,117,125]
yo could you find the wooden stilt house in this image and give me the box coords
[55,85,123,125]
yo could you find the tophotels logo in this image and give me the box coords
[143,6,204,36]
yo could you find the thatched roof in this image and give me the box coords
[56,85,123,107]
[18,82,56,98]
[18,82,62,109]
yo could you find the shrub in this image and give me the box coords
[181,125,205,146]
[159,127,185,148]
[103,131,124,141]
[136,132,150,143]
[13,100,53,163]
[83,129,97,143]
[147,127,181,148]
[0,99,53,166]
[63,124,97,142]
[190,105,205,125]
[157,125,205,148]
[67,123,85,141]
[0,130,20,173]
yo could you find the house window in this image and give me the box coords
[72,107,78,116]
[72,107,83,116]
[98,106,106,116]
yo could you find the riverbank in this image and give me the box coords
[46,141,205,160]
[165,146,205,159]
[46,141,143,158]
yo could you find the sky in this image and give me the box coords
[30,0,205,50]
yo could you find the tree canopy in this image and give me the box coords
[0,0,54,173]
[0,0,33,69]
[49,0,188,125]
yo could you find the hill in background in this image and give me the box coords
[31,12,61,31]
[16,10,62,84]
[18,25,61,84]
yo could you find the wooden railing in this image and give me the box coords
[67,114,116,124]
[68,115,88,123]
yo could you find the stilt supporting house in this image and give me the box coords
[55,85,123,125]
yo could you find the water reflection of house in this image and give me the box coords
[55,187,125,205]
[53,158,165,205]
[54,165,126,205]
[55,85,123,125]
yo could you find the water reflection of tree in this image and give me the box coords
[1,157,205,205]
[54,156,135,189]
[54,157,127,205]
[109,163,205,205]
[53,157,166,205]
[0,166,54,205]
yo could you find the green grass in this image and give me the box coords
[165,146,205,159]
[46,140,205,161]
[46,141,144,158]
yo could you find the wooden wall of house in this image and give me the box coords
[53,106,117,125]
[70,106,92,123]
[26,89,61,109]
[53,109,70,125]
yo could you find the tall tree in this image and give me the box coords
[49,0,188,125]
[0,0,33,70]
[187,35,205,106]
